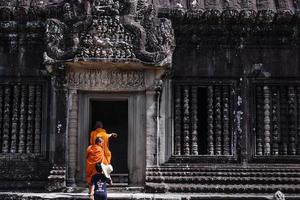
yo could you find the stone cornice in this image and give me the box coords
[159,8,299,24]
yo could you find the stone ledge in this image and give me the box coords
[0,192,300,200]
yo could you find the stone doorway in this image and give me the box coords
[76,92,146,187]
[90,100,129,184]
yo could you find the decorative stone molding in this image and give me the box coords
[43,0,175,67]
[66,68,145,91]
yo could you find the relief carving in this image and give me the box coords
[44,0,175,67]
[67,69,145,91]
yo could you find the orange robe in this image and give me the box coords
[86,144,108,185]
[90,128,112,164]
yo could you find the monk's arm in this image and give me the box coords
[109,132,118,138]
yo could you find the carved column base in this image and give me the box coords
[46,165,66,192]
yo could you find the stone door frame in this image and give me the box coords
[76,92,146,186]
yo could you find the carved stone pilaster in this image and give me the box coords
[2,86,11,153]
[34,85,42,154]
[26,85,35,153]
[18,85,27,153]
[287,86,296,155]
[271,86,280,155]
[263,86,271,155]
[191,86,198,155]
[174,85,182,155]
[207,86,214,155]
[10,85,20,153]
[183,86,190,155]
[256,86,263,155]
[222,86,230,155]
[214,86,222,155]
[67,90,78,186]
[280,86,288,155]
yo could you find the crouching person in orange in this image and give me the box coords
[86,137,108,193]
[90,121,118,164]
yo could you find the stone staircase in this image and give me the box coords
[145,165,300,194]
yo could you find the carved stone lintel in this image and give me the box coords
[67,68,145,91]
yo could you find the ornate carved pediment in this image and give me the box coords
[44,0,175,67]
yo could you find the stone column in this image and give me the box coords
[67,89,78,186]
[47,72,68,191]
[145,88,157,166]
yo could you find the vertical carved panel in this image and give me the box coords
[287,87,296,155]
[191,86,198,155]
[0,86,3,152]
[271,86,279,155]
[256,86,263,155]
[2,86,11,153]
[183,86,190,155]
[280,86,288,155]
[214,86,222,155]
[174,85,182,155]
[207,86,214,155]
[34,85,42,154]
[222,86,230,155]
[26,85,35,153]
[18,85,27,153]
[263,86,271,155]
[10,85,20,153]
[297,87,300,155]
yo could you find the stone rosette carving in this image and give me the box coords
[67,68,145,91]
[44,0,175,67]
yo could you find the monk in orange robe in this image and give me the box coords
[89,121,117,164]
[86,137,108,186]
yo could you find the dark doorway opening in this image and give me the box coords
[90,100,128,183]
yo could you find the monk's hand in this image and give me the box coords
[111,133,118,138]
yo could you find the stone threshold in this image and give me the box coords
[0,192,300,200]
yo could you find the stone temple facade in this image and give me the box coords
[0,0,300,196]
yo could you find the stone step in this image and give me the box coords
[0,192,300,200]
[146,176,300,184]
[146,171,300,177]
[145,183,300,194]
[146,166,300,173]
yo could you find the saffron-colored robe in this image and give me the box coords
[86,144,108,185]
[90,128,112,164]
